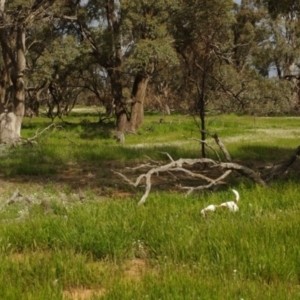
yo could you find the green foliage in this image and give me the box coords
[31,35,85,82]
[127,38,179,73]
[208,64,292,114]
[121,0,180,74]
[122,0,180,39]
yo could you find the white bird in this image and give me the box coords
[200,189,240,217]
[201,204,218,217]
[219,189,240,212]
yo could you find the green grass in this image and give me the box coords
[0,111,299,299]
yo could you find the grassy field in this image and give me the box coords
[0,111,299,299]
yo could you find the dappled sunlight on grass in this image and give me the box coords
[0,112,299,299]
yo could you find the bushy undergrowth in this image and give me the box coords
[0,112,299,299]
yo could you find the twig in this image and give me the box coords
[158,152,174,162]
[0,189,31,211]
[179,170,232,195]
[24,123,57,143]
[186,137,221,162]
[202,130,232,162]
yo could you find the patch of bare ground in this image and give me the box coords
[62,259,151,299]
[63,287,106,300]
[124,258,147,281]
[10,251,53,262]
[0,160,135,199]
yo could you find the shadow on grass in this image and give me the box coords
[79,121,115,140]
[0,142,299,197]
[23,116,116,140]
[234,144,299,163]
[0,142,200,193]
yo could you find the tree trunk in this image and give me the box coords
[0,68,7,111]
[196,79,206,158]
[129,73,149,132]
[0,25,26,143]
[13,25,26,138]
[108,69,130,132]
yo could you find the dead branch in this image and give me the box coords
[264,145,300,182]
[113,127,299,204]
[0,189,31,211]
[113,153,267,205]
[179,170,232,195]
[185,136,221,162]
[217,162,267,186]
[113,157,215,205]
[203,130,232,162]
[126,163,158,170]
[23,123,57,144]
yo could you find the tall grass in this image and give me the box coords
[0,185,299,299]
[0,112,299,299]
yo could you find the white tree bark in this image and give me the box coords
[0,112,19,143]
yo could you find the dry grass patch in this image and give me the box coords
[124,258,148,281]
[9,251,53,262]
[63,287,106,300]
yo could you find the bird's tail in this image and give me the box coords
[232,189,240,202]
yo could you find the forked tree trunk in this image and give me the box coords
[110,71,150,133]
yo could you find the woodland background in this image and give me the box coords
[1,0,300,143]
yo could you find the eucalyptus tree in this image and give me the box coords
[27,32,89,119]
[74,0,179,132]
[0,0,67,143]
[171,0,235,157]
[251,0,300,111]
[209,1,291,115]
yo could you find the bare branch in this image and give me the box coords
[113,157,216,205]
[203,130,232,161]
[158,152,174,162]
[218,162,267,186]
[187,137,221,162]
[24,123,57,143]
[0,189,31,211]
[264,146,300,182]
[172,167,216,183]
[179,170,232,195]
[113,154,267,205]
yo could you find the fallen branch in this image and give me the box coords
[179,170,232,195]
[113,154,266,205]
[264,146,300,182]
[0,189,31,211]
[113,157,215,205]
[22,123,57,144]
[113,128,299,204]
[217,162,267,186]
